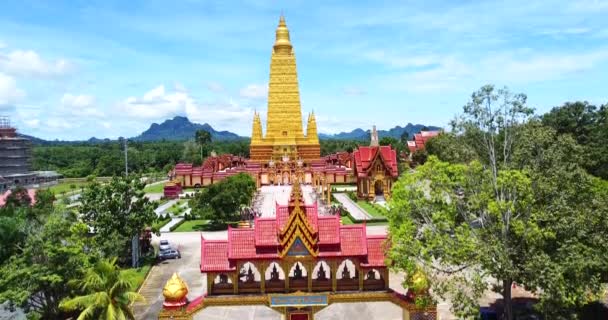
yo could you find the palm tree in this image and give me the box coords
[60,258,144,320]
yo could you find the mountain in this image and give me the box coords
[319,123,442,141]
[132,116,243,142]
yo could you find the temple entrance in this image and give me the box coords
[283,172,290,185]
[289,311,310,320]
[374,180,384,196]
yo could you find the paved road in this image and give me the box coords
[333,193,372,220]
[133,231,224,320]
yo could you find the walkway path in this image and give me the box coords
[333,193,372,220]
[154,199,178,217]
[160,217,184,233]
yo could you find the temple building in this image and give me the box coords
[249,16,320,163]
[158,181,436,320]
[353,126,398,200]
[406,130,440,154]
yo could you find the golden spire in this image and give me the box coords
[306,112,319,144]
[251,111,263,143]
[274,15,292,54]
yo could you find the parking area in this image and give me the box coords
[133,231,225,320]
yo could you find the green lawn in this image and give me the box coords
[46,181,90,195]
[341,215,355,225]
[126,257,155,291]
[144,183,165,193]
[356,200,388,218]
[173,219,211,232]
[168,200,188,216]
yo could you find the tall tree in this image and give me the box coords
[389,85,608,319]
[0,207,93,319]
[60,258,143,320]
[191,173,256,224]
[80,175,156,265]
[195,129,212,161]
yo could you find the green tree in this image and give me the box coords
[424,133,477,164]
[0,208,93,319]
[80,175,157,264]
[60,258,143,320]
[191,173,256,224]
[389,85,608,319]
[379,136,398,147]
[195,129,212,161]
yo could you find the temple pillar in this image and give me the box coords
[283,261,290,292]
[358,265,364,291]
[234,263,241,294]
[330,260,337,292]
[307,260,313,292]
[260,261,266,293]
[206,272,214,295]
[383,268,390,290]
[327,184,331,202]
[402,309,410,320]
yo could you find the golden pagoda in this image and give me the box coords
[249,16,320,162]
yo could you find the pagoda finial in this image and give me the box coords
[274,15,292,54]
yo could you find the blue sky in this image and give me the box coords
[1,0,607,140]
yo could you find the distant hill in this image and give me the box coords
[319,123,442,141]
[132,116,243,142]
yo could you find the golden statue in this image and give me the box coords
[250,15,320,162]
[163,273,189,302]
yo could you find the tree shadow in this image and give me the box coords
[485,298,608,320]
[189,221,237,231]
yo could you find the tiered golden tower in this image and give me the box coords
[249,16,320,162]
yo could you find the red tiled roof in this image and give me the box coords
[338,225,367,256]
[361,235,388,267]
[255,218,278,246]
[408,130,440,152]
[200,236,232,272]
[0,189,37,207]
[318,215,340,244]
[353,146,398,178]
[228,228,256,259]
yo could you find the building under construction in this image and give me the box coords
[0,117,37,192]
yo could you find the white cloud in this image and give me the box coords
[45,117,74,130]
[0,50,74,78]
[61,93,104,117]
[239,83,268,99]
[119,84,254,133]
[23,119,40,128]
[120,85,192,119]
[0,72,25,105]
[387,48,608,93]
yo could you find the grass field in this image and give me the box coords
[144,183,165,193]
[356,200,388,218]
[46,181,90,195]
[129,259,154,290]
[341,215,355,225]
[172,219,210,232]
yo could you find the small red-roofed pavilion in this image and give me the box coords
[353,145,399,200]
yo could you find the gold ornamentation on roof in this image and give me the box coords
[278,181,319,257]
[163,273,189,301]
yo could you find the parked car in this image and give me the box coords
[159,240,170,251]
[159,249,181,260]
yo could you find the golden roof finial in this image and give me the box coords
[274,15,292,54]
[162,273,189,301]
